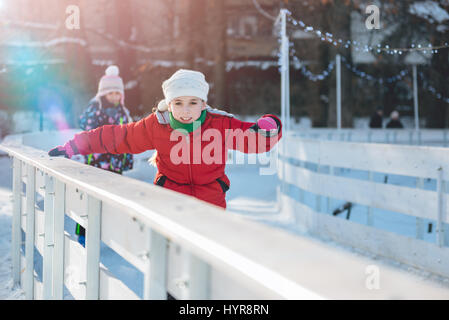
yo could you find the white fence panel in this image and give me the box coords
[64,234,87,300]
[34,208,45,258]
[284,137,449,180]
[290,129,448,147]
[12,157,22,286]
[100,202,148,272]
[282,194,449,279]
[24,164,35,299]
[279,136,449,279]
[280,161,442,221]
[99,267,139,300]
[3,135,449,300]
[65,185,88,229]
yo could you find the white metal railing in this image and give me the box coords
[3,133,449,299]
[279,136,449,279]
[289,128,449,147]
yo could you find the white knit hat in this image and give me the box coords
[391,110,399,119]
[97,65,125,105]
[162,69,209,106]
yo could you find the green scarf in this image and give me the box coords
[169,110,207,133]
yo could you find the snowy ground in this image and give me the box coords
[1,138,449,299]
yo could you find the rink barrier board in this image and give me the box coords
[290,128,448,147]
[280,161,444,222]
[100,201,148,273]
[34,206,45,258]
[281,194,449,279]
[65,184,88,230]
[284,137,449,180]
[15,160,228,300]
[99,267,140,300]
[4,136,449,300]
[280,137,449,243]
[2,144,322,298]
[279,137,449,277]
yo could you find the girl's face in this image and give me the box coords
[105,91,122,105]
[168,96,206,124]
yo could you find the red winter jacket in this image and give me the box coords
[70,109,282,209]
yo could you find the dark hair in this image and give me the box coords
[152,99,164,113]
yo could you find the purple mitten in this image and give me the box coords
[253,116,279,138]
[48,140,77,158]
[257,117,278,131]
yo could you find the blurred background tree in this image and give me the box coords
[0,0,448,131]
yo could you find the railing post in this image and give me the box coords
[144,229,168,300]
[416,178,425,240]
[43,174,55,299]
[86,195,101,299]
[436,168,446,247]
[280,138,286,210]
[53,180,66,299]
[24,164,36,299]
[299,186,304,204]
[367,171,374,226]
[445,182,449,247]
[336,54,342,130]
[316,165,322,213]
[296,158,304,204]
[327,166,334,214]
[413,64,420,132]
[11,158,22,287]
[444,130,448,147]
[188,253,211,299]
[279,9,290,134]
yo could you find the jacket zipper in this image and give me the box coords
[120,116,127,171]
[186,134,194,195]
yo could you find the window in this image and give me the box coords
[240,16,257,37]
[227,14,258,37]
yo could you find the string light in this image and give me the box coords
[293,55,335,82]
[286,12,449,56]
[278,23,410,84]
[419,72,449,104]
[286,31,408,84]
[290,45,335,81]
[278,10,449,107]
[340,56,409,84]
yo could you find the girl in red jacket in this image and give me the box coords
[49,69,282,209]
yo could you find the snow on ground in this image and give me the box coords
[1,136,449,299]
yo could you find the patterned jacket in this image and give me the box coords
[78,97,133,173]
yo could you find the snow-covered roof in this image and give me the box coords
[409,1,449,24]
